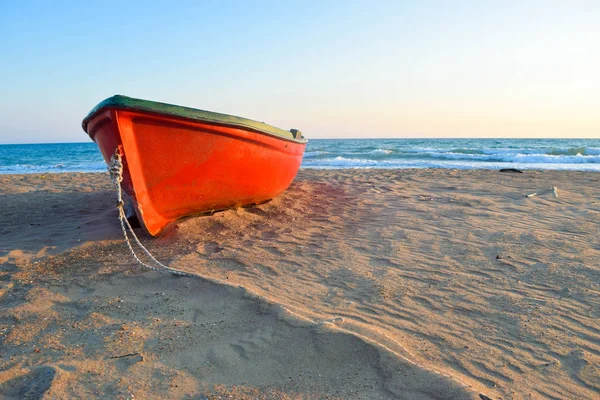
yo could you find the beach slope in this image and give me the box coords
[1,169,599,399]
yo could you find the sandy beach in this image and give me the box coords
[1,169,599,399]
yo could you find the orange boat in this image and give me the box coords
[82,95,307,236]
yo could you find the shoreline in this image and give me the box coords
[1,169,599,399]
[2,165,600,176]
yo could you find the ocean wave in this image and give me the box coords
[449,148,485,155]
[426,152,600,163]
[302,159,600,171]
[301,147,600,170]
[547,146,588,156]
[479,147,600,156]
[303,150,329,157]
[394,146,600,157]
[0,162,107,174]
[330,156,384,165]
[3,141,600,174]
[302,156,398,168]
[370,149,394,155]
[309,151,600,164]
[579,147,600,155]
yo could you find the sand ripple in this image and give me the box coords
[2,169,600,399]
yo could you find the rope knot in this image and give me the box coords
[109,152,124,184]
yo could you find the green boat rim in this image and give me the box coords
[82,95,307,144]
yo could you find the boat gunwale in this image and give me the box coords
[82,95,307,145]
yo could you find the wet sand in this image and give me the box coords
[1,169,599,399]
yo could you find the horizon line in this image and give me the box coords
[1,137,599,145]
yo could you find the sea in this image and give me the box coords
[1,138,600,174]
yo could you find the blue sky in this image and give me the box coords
[0,0,598,143]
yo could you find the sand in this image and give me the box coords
[1,169,599,399]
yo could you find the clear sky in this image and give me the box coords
[0,0,598,143]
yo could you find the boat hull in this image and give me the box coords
[86,107,305,236]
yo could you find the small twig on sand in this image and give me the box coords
[526,193,538,198]
[109,352,140,359]
[553,186,559,198]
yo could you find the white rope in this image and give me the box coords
[108,149,191,277]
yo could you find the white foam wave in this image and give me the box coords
[0,162,107,174]
[428,152,600,163]
[302,156,600,171]
[399,147,600,157]
[370,149,393,155]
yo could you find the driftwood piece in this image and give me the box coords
[109,352,141,359]
[553,186,559,198]
[499,168,523,173]
[526,193,538,198]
